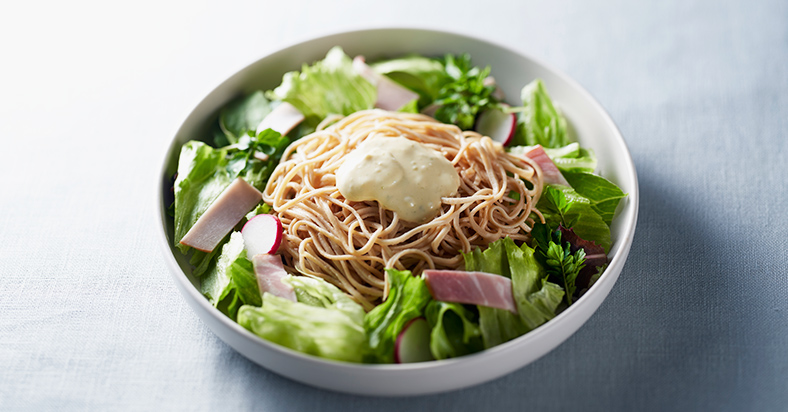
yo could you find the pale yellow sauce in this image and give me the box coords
[336,135,460,223]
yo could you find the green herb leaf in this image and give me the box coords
[432,54,500,130]
[563,171,626,226]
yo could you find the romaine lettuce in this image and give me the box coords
[511,79,570,148]
[173,141,231,253]
[200,232,262,320]
[425,301,483,360]
[463,238,564,348]
[364,269,432,363]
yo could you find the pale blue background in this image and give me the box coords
[1,0,786,410]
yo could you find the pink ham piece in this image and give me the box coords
[353,56,419,111]
[179,178,262,252]
[252,254,296,301]
[522,145,570,186]
[256,102,304,136]
[423,270,517,314]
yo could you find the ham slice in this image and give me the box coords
[256,102,304,136]
[353,56,419,111]
[423,270,517,314]
[252,254,296,302]
[522,145,570,186]
[179,178,262,252]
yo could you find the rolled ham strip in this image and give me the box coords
[353,56,419,111]
[256,102,305,136]
[252,254,296,302]
[179,178,262,252]
[522,145,570,187]
[423,270,518,314]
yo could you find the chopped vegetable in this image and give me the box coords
[267,47,376,125]
[364,269,432,363]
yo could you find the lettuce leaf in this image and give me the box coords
[508,142,597,173]
[364,269,432,363]
[425,301,483,360]
[463,238,563,348]
[563,171,626,226]
[504,238,564,328]
[371,55,447,107]
[283,276,365,326]
[200,232,262,320]
[538,185,612,252]
[173,128,288,255]
[544,143,597,173]
[237,288,367,363]
[267,47,376,125]
[218,91,272,145]
[510,79,570,148]
[173,141,232,253]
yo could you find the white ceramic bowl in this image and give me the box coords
[157,27,639,396]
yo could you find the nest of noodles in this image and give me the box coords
[263,110,544,310]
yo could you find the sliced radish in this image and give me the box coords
[394,317,434,364]
[241,214,283,260]
[475,104,516,146]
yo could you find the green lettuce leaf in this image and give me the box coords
[218,91,272,145]
[267,47,376,125]
[511,79,570,148]
[563,171,626,226]
[200,232,262,320]
[173,141,231,253]
[364,269,432,363]
[463,238,564,348]
[538,185,612,252]
[504,238,564,328]
[237,289,367,363]
[283,276,366,326]
[371,55,447,107]
[545,143,597,173]
[425,301,483,360]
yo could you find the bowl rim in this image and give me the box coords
[156,26,639,373]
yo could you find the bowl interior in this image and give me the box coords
[157,27,638,396]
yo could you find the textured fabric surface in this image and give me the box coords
[1,0,786,410]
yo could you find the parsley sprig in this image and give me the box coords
[544,240,586,305]
[531,223,587,305]
[433,54,500,130]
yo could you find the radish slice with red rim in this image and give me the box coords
[241,214,283,260]
[394,317,434,363]
[475,104,517,146]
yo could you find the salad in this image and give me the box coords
[170,47,626,364]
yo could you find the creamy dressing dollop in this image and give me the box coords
[336,135,460,223]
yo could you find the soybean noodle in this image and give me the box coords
[263,110,544,310]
